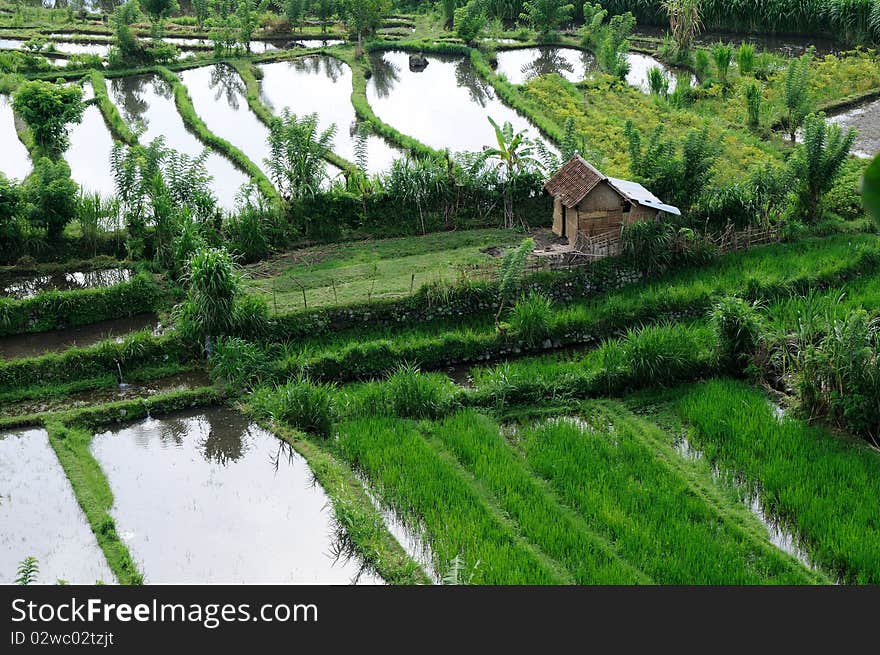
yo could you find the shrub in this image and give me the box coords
[209,336,272,391]
[253,376,338,438]
[508,292,553,346]
[709,296,763,377]
[384,363,459,419]
[620,220,673,277]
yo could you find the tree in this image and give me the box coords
[193,0,209,28]
[784,55,812,142]
[237,0,262,52]
[314,0,336,32]
[265,110,336,200]
[285,0,306,31]
[455,0,487,43]
[342,0,389,57]
[520,0,574,39]
[139,0,179,35]
[24,158,78,241]
[661,0,702,54]
[110,0,145,66]
[789,113,856,223]
[481,116,544,229]
[12,80,83,157]
[209,0,239,55]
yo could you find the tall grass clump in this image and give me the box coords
[736,43,755,75]
[647,66,669,97]
[518,402,819,584]
[676,379,880,583]
[744,81,762,131]
[711,42,732,83]
[507,291,553,345]
[251,375,338,438]
[208,336,273,391]
[384,363,460,419]
[710,296,763,377]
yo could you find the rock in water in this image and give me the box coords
[409,53,429,72]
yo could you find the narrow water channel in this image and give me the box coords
[259,55,400,174]
[108,73,250,210]
[0,313,159,360]
[0,93,31,181]
[0,428,114,584]
[828,97,880,158]
[91,407,382,583]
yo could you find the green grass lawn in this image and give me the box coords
[244,228,523,310]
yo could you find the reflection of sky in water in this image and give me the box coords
[829,98,880,158]
[66,81,117,197]
[108,73,250,210]
[1,268,132,300]
[367,51,556,156]
[0,94,31,181]
[260,56,400,175]
[495,47,596,84]
[92,408,383,584]
[0,428,114,584]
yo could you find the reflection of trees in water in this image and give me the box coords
[368,53,400,99]
[209,64,246,110]
[111,74,151,130]
[454,59,493,106]
[290,55,346,84]
[519,49,576,82]
[197,411,253,465]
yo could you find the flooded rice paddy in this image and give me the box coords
[0,313,159,360]
[367,50,553,155]
[494,46,596,84]
[0,94,31,181]
[0,267,132,299]
[259,55,400,174]
[0,428,114,584]
[66,81,117,197]
[91,407,381,583]
[108,73,250,209]
[828,97,880,158]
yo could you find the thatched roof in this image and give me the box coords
[543,155,605,208]
[544,155,681,216]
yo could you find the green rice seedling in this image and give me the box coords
[711,42,733,83]
[208,337,273,392]
[507,291,553,346]
[427,411,649,583]
[693,48,711,81]
[676,379,880,583]
[518,401,819,584]
[335,416,566,584]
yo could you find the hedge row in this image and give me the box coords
[258,244,880,384]
[0,272,163,337]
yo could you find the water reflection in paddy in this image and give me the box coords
[367,50,554,155]
[1,267,132,299]
[0,94,31,181]
[0,428,114,584]
[91,408,382,584]
[108,73,250,209]
[66,81,117,197]
[259,56,400,174]
[495,47,596,84]
[179,64,339,186]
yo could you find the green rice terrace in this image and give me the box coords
[2,0,880,586]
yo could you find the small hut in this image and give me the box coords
[544,155,681,249]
